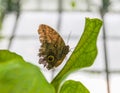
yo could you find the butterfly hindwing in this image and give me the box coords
[38,24,69,69]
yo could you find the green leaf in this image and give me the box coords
[0,50,55,93]
[51,18,102,91]
[59,80,89,93]
[70,0,76,8]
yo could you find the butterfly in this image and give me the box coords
[38,24,69,70]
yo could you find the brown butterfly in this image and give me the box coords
[38,24,69,70]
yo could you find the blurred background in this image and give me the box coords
[0,0,120,93]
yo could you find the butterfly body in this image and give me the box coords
[38,24,69,70]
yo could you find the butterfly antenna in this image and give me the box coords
[66,31,72,45]
[66,31,76,52]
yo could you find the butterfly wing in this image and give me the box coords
[38,24,69,69]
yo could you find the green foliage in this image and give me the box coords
[0,0,20,29]
[0,18,102,93]
[70,0,76,8]
[0,50,55,93]
[51,18,102,92]
[59,80,89,93]
[102,0,110,12]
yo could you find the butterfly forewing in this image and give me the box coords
[38,24,69,69]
